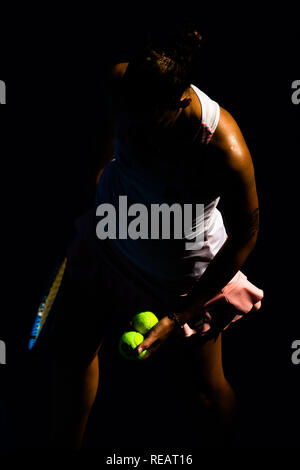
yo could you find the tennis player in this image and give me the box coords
[48,26,263,449]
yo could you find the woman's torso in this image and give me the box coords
[95,84,227,293]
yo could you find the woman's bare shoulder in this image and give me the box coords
[111,62,129,80]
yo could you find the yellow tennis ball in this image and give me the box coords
[119,331,147,360]
[132,311,159,335]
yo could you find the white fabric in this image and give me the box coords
[96,85,226,290]
[191,84,220,144]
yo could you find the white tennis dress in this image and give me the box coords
[95,85,227,292]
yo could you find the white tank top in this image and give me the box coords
[96,85,227,292]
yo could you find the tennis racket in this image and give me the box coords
[28,257,67,351]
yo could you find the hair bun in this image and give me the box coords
[147,22,205,80]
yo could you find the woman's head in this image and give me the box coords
[120,24,204,119]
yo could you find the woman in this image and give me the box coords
[49,27,263,448]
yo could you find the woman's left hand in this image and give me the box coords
[135,315,177,359]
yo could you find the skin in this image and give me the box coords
[51,61,259,448]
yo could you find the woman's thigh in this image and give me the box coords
[45,270,112,369]
[167,332,227,398]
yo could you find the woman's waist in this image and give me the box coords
[103,222,227,292]
[68,207,226,308]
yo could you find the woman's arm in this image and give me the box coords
[177,107,260,323]
[137,108,260,357]
[94,62,129,185]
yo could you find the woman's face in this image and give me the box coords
[131,89,192,130]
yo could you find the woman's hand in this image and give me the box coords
[135,315,177,360]
[133,307,204,359]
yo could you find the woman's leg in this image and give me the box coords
[46,265,110,450]
[172,333,237,447]
[50,345,102,450]
[192,333,237,445]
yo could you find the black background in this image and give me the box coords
[0,4,299,452]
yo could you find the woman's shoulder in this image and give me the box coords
[111,62,129,80]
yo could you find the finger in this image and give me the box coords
[137,330,159,355]
[135,317,173,359]
[137,339,161,360]
[136,335,165,360]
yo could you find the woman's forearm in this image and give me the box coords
[177,234,257,323]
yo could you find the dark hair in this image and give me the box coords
[120,23,204,114]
